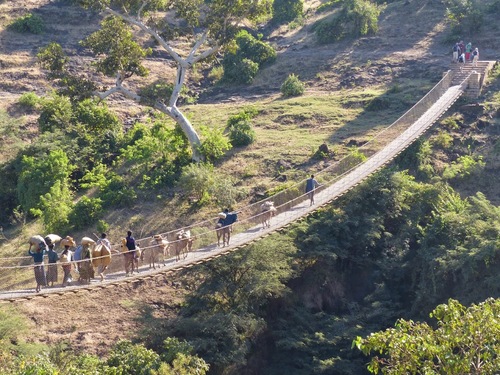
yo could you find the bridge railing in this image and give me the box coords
[0,71,463,295]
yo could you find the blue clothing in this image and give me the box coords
[47,249,59,263]
[126,236,136,250]
[73,245,82,261]
[28,249,45,263]
[224,213,238,225]
[305,178,319,193]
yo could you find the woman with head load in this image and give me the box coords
[28,237,47,293]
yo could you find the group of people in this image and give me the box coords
[452,41,479,66]
[25,176,324,292]
[27,231,137,292]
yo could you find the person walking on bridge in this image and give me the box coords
[305,175,320,206]
[28,241,47,293]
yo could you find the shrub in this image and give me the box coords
[74,98,120,134]
[315,0,380,43]
[9,13,45,34]
[139,81,173,106]
[99,175,137,208]
[442,154,485,180]
[346,0,381,37]
[199,126,231,162]
[273,0,304,24]
[18,92,40,109]
[38,93,73,132]
[37,42,69,73]
[440,115,461,130]
[38,180,73,233]
[366,96,390,111]
[210,176,246,209]
[235,31,277,66]
[69,196,103,230]
[179,163,215,204]
[433,132,454,149]
[208,66,224,82]
[314,17,344,44]
[96,219,109,234]
[444,0,484,35]
[281,74,305,97]
[223,54,259,84]
[17,149,73,215]
[228,118,256,147]
[107,340,161,375]
[222,31,276,84]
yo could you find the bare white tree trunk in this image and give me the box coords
[155,103,203,162]
[100,8,220,162]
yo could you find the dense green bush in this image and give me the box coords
[227,110,256,147]
[315,0,380,43]
[37,42,69,73]
[17,149,73,215]
[38,93,73,132]
[139,81,174,106]
[198,126,231,162]
[99,175,137,208]
[223,54,259,84]
[74,98,121,134]
[69,196,103,230]
[38,180,73,233]
[366,96,390,111]
[178,163,215,204]
[235,31,277,66]
[178,161,245,207]
[18,92,40,109]
[228,118,256,146]
[9,13,45,34]
[120,120,190,187]
[222,30,276,84]
[107,340,161,375]
[280,73,305,97]
[444,0,484,35]
[216,179,246,209]
[314,17,344,44]
[442,154,485,180]
[273,0,304,23]
[356,298,500,374]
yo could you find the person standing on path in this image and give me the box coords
[305,175,320,206]
[472,47,479,66]
[125,230,136,256]
[97,232,111,249]
[465,42,472,61]
[46,243,59,287]
[452,42,460,62]
[60,245,73,287]
[28,241,47,293]
[458,40,465,59]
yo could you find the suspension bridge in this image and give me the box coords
[0,61,496,303]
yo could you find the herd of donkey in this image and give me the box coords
[25,201,278,285]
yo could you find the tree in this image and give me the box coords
[17,149,73,217]
[354,298,500,374]
[67,0,272,161]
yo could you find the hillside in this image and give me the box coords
[0,0,499,373]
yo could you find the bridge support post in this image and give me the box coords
[466,72,481,98]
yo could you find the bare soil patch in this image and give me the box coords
[14,276,187,355]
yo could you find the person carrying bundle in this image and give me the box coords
[28,236,47,293]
